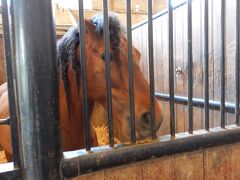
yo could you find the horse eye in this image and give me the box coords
[100,53,115,61]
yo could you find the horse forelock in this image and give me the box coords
[91,13,124,61]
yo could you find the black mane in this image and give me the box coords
[91,13,122,59]
[57,13,122,118]
[57,26,80,119]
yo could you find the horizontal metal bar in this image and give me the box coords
[0,117,10,125]
[155,93,236,113]
[61,126,240,177]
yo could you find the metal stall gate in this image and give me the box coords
[0,0,240,179]
[0,0,61,179]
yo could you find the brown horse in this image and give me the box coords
[0,14,162,161]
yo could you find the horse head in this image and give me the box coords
[83,14,163,142]
[57,13,163,144]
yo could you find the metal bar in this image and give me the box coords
[126,0,136,143]
[103,0,114,147]
[236,0,240,125]
[168,0,175,137]
[0,118,10,125]
[78,0,91,150]
[204,0,209,130]
[1,0,21,167]
[155,93,236,114]
[12,0,61,179]
[62,126,240,178]
[148,0,156,139]
[187,0,193,134]
[220,0,225,128]
[132,1,187,30]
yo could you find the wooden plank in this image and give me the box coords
[158,101,170,136]
[174,150,204,180]
[173,4,186,133]
[73,170,105,180]
[204,145,232,179]
[192,0,204,130]
[73,143,239,180]
[208,0,219,128]
[104,162,142,180]
[224,0,236,126]
[153,9,163,94]
[230,143,240,180]
[141,156,174,180]
[159,14,171,136]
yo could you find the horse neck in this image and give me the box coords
[59,74,95,150]
[59,65,94,124]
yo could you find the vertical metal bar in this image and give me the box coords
[78,0,91,150]
[1,0,21,167]
[12,0,61,179]
[220,0,225,128]
[168,0,175,137]
[236,0,240,125]
[126,0,136,143]
[187,0,193,134]
[204,0,209,130]
[103,0,114,147]
[148,0,156,139]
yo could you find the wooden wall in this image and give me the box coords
[73,142,240,180]
[92,0,166,14]
[132,0,237,136]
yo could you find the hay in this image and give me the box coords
[95,124,121,146]
[0,150,7,164]
[0,53,6,85]
[92,103,121,145]
[95,125,109,146]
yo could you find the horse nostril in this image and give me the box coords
[140,112,151,129]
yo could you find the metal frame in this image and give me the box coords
[0,0,61,179]
[0,0,240,179]
[62,125,240,177]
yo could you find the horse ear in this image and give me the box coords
[68,10,95,34]
[133,47,141,62]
